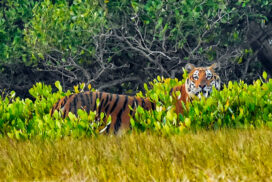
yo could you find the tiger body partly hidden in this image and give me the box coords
[51,63,220,133]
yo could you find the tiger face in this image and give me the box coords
[185,63,220,99]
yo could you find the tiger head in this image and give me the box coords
[185,63,220,99]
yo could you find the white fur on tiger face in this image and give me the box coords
[185,63,220,99]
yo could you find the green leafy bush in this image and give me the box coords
[25,0,106,64]
[132,72,272,135]
[0,81,105,140]
[0,0,36,63]
[0,72,272,139]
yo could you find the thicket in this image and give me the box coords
[0,72,271,139]
[0,0,271,97]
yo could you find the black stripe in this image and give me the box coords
[106,123,111,133]
[79,93,86,110]
[110,94,119,113]
[62,95,71,118]
[102,94,109,114]
[63,95,73,117]
[72,94,78,115]
[98,98,105,114]
[103,94,109,107]
[104,103,111,114]
[141,98,145,109]
[135,98,138,107]
[109,94,113,102]
[55,96,67,111]
[61,98,67,117]
[63,107,67,118]
[84,93,90,112]
[94,92,98,109]
[89,92,93,110]
[59,96,68,109]
[170,88,173,95]
[54,99,61,109]
[151,102,156,110]
[63,96,69,104]
[99,92,102,100]
[51,99,61,115]
[114,96,128,133]
[129,98,136,116]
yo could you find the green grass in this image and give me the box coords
[1,129,272,181]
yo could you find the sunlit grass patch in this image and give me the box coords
[1,129,272,181]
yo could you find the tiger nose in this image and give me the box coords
[199,84,205,89]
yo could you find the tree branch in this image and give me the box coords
[97,76,141,91]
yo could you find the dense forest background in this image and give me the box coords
[0,0,271,98]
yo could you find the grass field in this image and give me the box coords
[1,129,272,181]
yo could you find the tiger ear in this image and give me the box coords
[209,63,219,70]
[185,63,195,72]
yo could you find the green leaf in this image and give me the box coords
[155,17,163,30]
[185,118,191,127]
[263,71,268,80]
[80,83,85,91]
[267,122,272,129]
[228,81,233,89]
[55,81,62,92]
[68,112,77,121]
[144,83,148,91]
[131,1,139,12]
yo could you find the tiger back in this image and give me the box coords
[51,91,155,133]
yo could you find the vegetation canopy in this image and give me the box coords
[0,0,271,96]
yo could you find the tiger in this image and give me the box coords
[50,63,220,133]
[171,63,220,115]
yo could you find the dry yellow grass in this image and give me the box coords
[1,129,272,181]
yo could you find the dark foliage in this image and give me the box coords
[0,0,271,97]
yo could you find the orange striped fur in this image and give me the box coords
[51,91,155,133]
